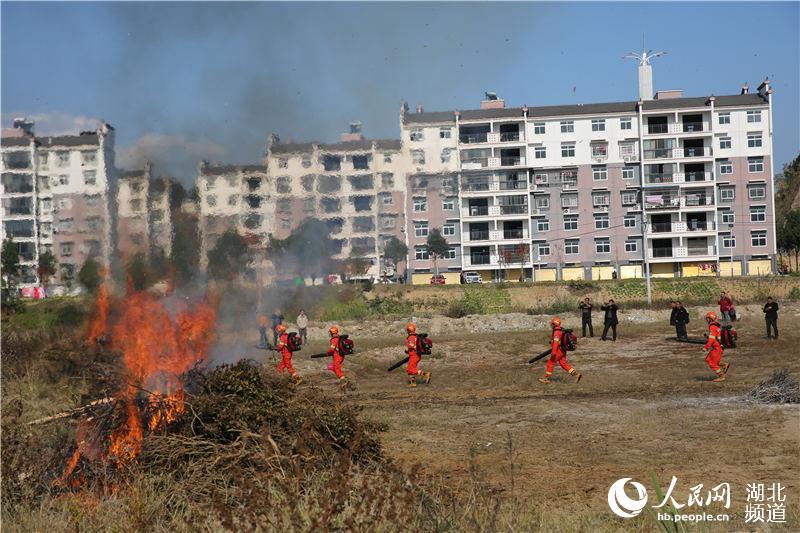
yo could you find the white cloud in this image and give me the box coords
[2,111,102,136]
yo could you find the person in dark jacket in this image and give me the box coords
[271,307,284,345]
[763,297,779,340]
[600,299,619,341]
[579,297,594,337]
[675,301,690,340]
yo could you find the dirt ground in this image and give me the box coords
[235,305,800,529]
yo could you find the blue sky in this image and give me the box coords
[2,2,798,183]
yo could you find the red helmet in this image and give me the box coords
[550,316,562,327]
[705,312,717,322]
[406,323,416,333]
[329,326,339,336]
[276,324,287,333]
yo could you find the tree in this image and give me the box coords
[170,212,200,285]
[2,238,20,286]
[266,218,339,282]
[514,243,530,281]
[78,257,103,293]
[383,236,408,277]
[425,228,450,277]
[777,209,800,270]
[127,253,151,291]
[208,230,251,281]
[37,250,57,285]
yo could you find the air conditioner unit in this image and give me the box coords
[623,154,637,162]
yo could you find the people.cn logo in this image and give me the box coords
[608,478,649,518]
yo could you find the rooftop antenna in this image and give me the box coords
[622,37,666,101]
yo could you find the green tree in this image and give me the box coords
[170,212,200,285]
[78,257,103,293]
[383,236,408,277]
[266,218,338,282]
[1,238,20,285]
[208,230,250,281]
[127,253,151,291]
[425,228,450,277]
[777,209,800,270]
[37,250,57,285]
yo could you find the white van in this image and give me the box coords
[463,271,483,284]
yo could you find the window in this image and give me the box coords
[415,246,429,260]
[591,143,608,158]
[414,221,429,238]
[384,153,392,163]
[413,197,427,212]
[280,218,291,229]
[443,223,455,236]
[537,243,551,257]
[537,219,550,232]
[720,187,735,202]
[560,121,574,133]
[278,158,288,168]
[205,177,216,190]
[718,112,730,125]
[595,214,610,229]
[86,216,101,232]
[411,150,425,165]
[437,247,455,260]
[59,175,69,186]
[561,143,575,157]
[533,122,545,134]
[624,215,637,228]
[621,191,638,206]
[442,199,455,211]
[592,166,608,181]
[748,157,764,173]
[352,155,370,170]
[381,217,396,229]
[410,128,424,141]
[83,171,96,186]
[721,211,735,224]
[381,194,393,206]
[719,137,731,149]
[561,194,578,208]
[595,238,610,254]
[619,142,636,157]
[381,173,394,188]
[56,152,70,166]
[565,239,580,255]
[535,196,550,209]
[534,146,546,159]
[620,117,632,130]
[625,240,638,253]
[206,195,217,207]
[747,110,762,123]
[130,199,142,212]
[722,235,736,248]
[85,195,99,207]
[302,156,312,168]
[39,153,49,168]
[564,216,578,231]
[228,194,238,206]
[41,198,52,212]
[58,218,74,232]
[82,151,96,165]
[622,166,636,180]
[441,148,453,163]
[57,198,72,210]
[747,133,763,148]
[440,127,452,139]
[748,184,766,199]
[592,193,610,207]
[751,230,767,247]
[719,161,733,175]
[591,119,606,132]
[750,205,766,222]
[60,242,73,257]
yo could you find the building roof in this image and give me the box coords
[270,138,402,155]
[120,170,146,179]
[201,163,267,176]
[402,93,769,124]
[37,133,100,147]
[1,136,33,148]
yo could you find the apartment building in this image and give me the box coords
[1,119,117,287]
[116,163,174,262]
[400,79,776,282]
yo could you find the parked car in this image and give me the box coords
[430,274,446,285]
[463,271,483,284]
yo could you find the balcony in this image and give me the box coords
[466,206,490,217]
[497,156,525,168]
[460,133,488,144]
[644,173,676,185]
[503,229,526,239]
[649,247,685,259]
[677,147,712,158]
[498,179,526,191]
[499,131,523,143]
[465,253,496,266]
[462,179,494,192]
[687,245,717,257]
[644,194,714,210]
[468,230,490,241]
[498,204,528,216]
[650,221,716,233]
[644,148,673,160]
[647,124,669,135]
[647,122,706,135]
[461,158,489,170]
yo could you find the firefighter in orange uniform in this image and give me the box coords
[326,326,350,389]
[405,323,431,387]
[276,324,301,384]
[702,312,730,382]
[539,316,582,384]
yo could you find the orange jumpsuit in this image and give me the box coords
[406,334,422,376]
[277,332,298,377]
[704,322,723,372]
[326,335,345,379]
[545,327,574,376]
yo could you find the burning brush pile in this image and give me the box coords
[3,287,424,530]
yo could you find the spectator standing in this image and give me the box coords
[675,301,690,340]
[763,297,779,340]
[296,309,309,344]
[578,297,594,337]
[600,299,619,341]
[718,292,735,324]
[271,307,284,345]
